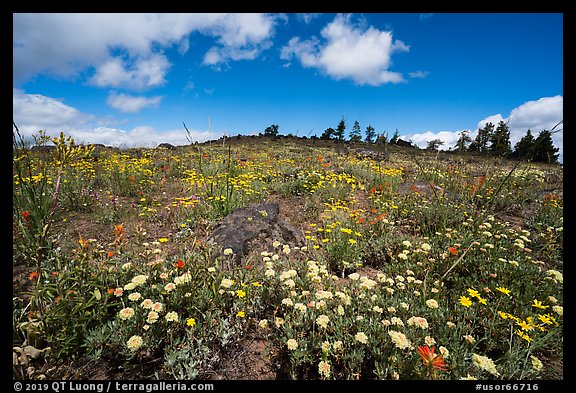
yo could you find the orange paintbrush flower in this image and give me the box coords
[417,345,448,372]
[114,224,124,238]
[78,234,89,249]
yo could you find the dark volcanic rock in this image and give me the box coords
[395,138,415,148]
[157,143,176,150]
[30,145,57,153]
[208,202,302,262]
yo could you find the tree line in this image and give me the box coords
[265,117,403,145]
[451,120,560,164]
[264,118,560,164]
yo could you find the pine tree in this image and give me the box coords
[365,125,376,143]
[426,139,444,151]
[321,127,335,140]
[489,120,512,156]
[376,131,388,144]
[454,130,472,152]
[334,117,346,141]
[532,130,559,164]
[390,129,400,144]
[512,129,535,160]
[264,124,279,137]
[469,122,494,153]
[349,121,362,142]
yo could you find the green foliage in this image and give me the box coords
[264,124,280,137]
[390,129,400,145]
[163,334,209,379]
[21,245,120,360]
[321,127,335,140]
[513,129,535,160]
[364,125,376,143]
[349,121,362,142]
[532,130,559,164]
[375,132,388,144]
[426,139,444,151]
[334,117,346,141]
[454,130,472,152]
[13,127,94,266]
[490,121,512,157]
[469,122,494,154]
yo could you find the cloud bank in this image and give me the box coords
[13,89,224,147]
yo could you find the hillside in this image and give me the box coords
[13,134,563,381]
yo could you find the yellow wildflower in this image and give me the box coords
[459,296,472,307]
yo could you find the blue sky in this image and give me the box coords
[13,13,563,160]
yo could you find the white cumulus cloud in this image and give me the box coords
[90,54,171,90]
[280,13,409,86]
[13,13,278,88]
[201,13,278,66]
[297,13,321,24]
[13,89,93,137]
[106,92,163,113]
[476,114,505,129]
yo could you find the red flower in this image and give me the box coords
[417,346,448,372]
[448,246,458,256]
[21,211,31,222]
[174,259,185,269]
[29,271,39,281]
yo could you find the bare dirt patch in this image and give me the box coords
[207,333,277,380]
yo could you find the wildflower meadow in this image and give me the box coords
[13,129,563,381]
